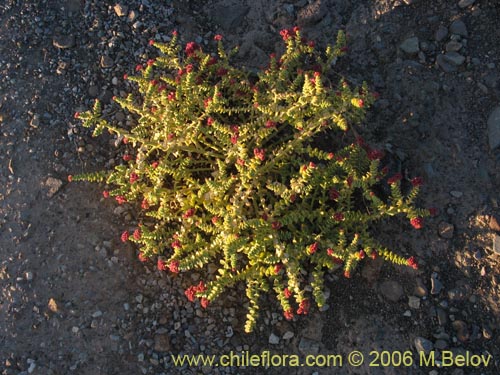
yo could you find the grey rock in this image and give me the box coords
[436,54,457,72]
[400,37,420,54]
[431,273,443,295]
[450,19,468,37]
[53,35,75,49]
[154,333,171,352]
[435,26,448,42]
[493,234,500,255]
[283,3,294,14]
[298,337,320,354]
[446,40,462,52]
[212,4,250,30]
[408,296,421,309]
[458,0,475,8]
[100,56,114,68]
[379,280,404,302]
[88,85,99,98]
[269,333,280,345]
[114,3,128,17]
[487,106,500,150]
[414,278,428,297]
[450,190,463,198]
[438,222,454,239]
[452,320,469,342]
[436,307,448,326]
[25,271,34,281]
[297,0,327,27]
[45,177,63,198]
[443,52,465,66]
[414,337,433,353]
[283,331,294,340]
[434,339,448,350]
[448,286,470,301]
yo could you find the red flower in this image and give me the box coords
[67,175,73,182]
[290,193,297,203]
[133,228,141,240]
[150,79,158,86]
[236,158,245,166]
[297,299,310,315]
[184,286,197,302]
[214,34,223,41]
[211,216,219,224]
[207,117,214,126]
[138,253,148,262]
[273,263,283,275]
[171,239,181,249]
[411,177,423,187]
[265,120,277,128]
[332,256,343,265]
[308,40,315,48]
[327,152,334,160]
[333,212,344,221]
[230,134,238,144]
[280,29,291,41]
[167,91,175,101]
[185,42,200,57]
[123,73,128,80]
[283,288,292,299]
[102,190,110,198]
[203,98,212,108]
[370,250,378,260]
[216,67,228,77]
[428,207,438,216]
[387,173,403,185]
[344,270,351,278]
[169,260,180,273]
[172,30,178,36]
[410,217,423,229]
[207,56,217,66]
[123,154,132,161]
[308,242,318,254]
[73,112,80,119]
[149,39,155,46]
[358,250,366,259]
[253,148,266,161]
[121,231,129,243]
[346,176,353,188]
[141,198,150,210]
[368,149,384,161]
[340,46,348,53]
[407,256,418,270]
[329,188,340,201]
[186,64,194,73]
[135,64,143,72]
[196,281,207,293]
[182,208,195,219]
[309,162,316,169]
[284,308,294,321]
[326,248,334,256]
[200,297,209,309]
[157,258,167,271]
[271,221,282,230]
[129,172,139,184]
[116,195,127,205]
[147,58,155,66]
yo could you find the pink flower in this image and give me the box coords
[211,216,220,224]
[141,198,150,210]
[407,256,418,270]
[172,30,178,37]
[253,148,266,161]
[169,260,180,273]
[207,117,214,126]
[115,195,127,205]
[283,288,292,299]
[186,64,194,73]
[196,281,207,293]
[344,270,351,278]
[230,134,238,144]
[167,91,175,101]
[157,259,167,271]
[73,112,80,119]
[326,248,334,256]
[236,158,245,166]
[185,42,200,57]
[214,34,223,41]
[129,172,139,184]
[184,286,197,302]
[149,39,155,46]
[387,173,403,185]
[308,242,318,254]
[411,177,423,187]
[147,59,155,66]
[121,231,129,243]
[135,64,143,72]
[123,154,132,161]
[410,217,423,229]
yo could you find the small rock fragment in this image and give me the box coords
[450,19,468,37]
[450,190,463,198]
[100,56,114,68]
[414,337,433,354]
[487,106,500,150]
[379,280,404,302]
[400,37,420,54]
[458,0,475,8]
[53,35,75,49]
[45,177,63,198]
[414,278,428,297]
[446,40,462,52]
[269,333,280,345]
[283,331,294,340]
[431,273,443,295]
[435,26,448,42]
[298,337,320,354]
[154,333,171,352]
[438,222,454,239]
[452,320,469,342]
[443,52,466,66]
[114,3,128,17]
[436,307,448,326]
[408,296,421,309]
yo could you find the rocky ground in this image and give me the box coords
[1,0,500,374]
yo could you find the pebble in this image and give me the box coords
[379,280,404,302]
[53,35,75,49]
[458,0,475,8]
[452,320,469,342]
[298,337,320,354]
[438,222,454,239]
[114,3,128,17]
[431,273,443,295]
[88,85,99,98]
[25,271,34,281]
[100,56,114,68]
[436,307,448,326]
[414,337,433,353]
[45,177,63,198]
[448,286,470,301]
[92,310,103,318]
[283,331,294,340]
[487,106,500,150]
[408,296,421,309]
[436,54,457,72]
[434,339,448,350]
[450,19,468,37]
[450,190,463,198]
[154,333,171,352]
[400,37,420,54]
[268,333,280,345]
[414,278,428,297]
[446,40,462,52]
[435,26,448,42]
[443,52,466,66]
[492,234,500,255]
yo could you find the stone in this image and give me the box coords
[436,307,448,326]
[100,55,114,68]
[297,0,327,27]
[443,52,465,66]
[450,19,468,37]
[45,177,63,198]
[436,54,457,73]
[400,37,420,54]
[434,339,448,350]
[154,333,171,352]
[212,4,250,30]
[458,0,475,8]
[493,234,500,255]
[452,320,469,342]
[414,278,428,297]
[283,331,294,340]
[408,296,421,309]
[446,40,462,52]
[114,3,128,17]
[53,35,75,49]
[438,222,454,239]
[298,337,320,354]
[414,337,433,354]
[88,85,99,98]
[268,333,280,345]
[487,106,500,150]
[450,190,463,198]
[379,280,404,302]
[448,286,470,301]
[435,26,448,42]
[431,273,443,295]
[48,298,58,312]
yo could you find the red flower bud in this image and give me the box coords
[169,260,180,273]
[284,308,294,321]
[283,288,292,299]
[200,297,209,309]
[103,190,110,198]
[120,231,129,243]
[410,217,423,229]
[67,175,73,182]
[407,256,418,270]
[253,148,266,161]
[411,177,423,187]
[214,34,223,41]
[157,259,167,271]
[133,228,141,240]
[308,242,318,254]
[273,263,283,274]
[387,173,403,185]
